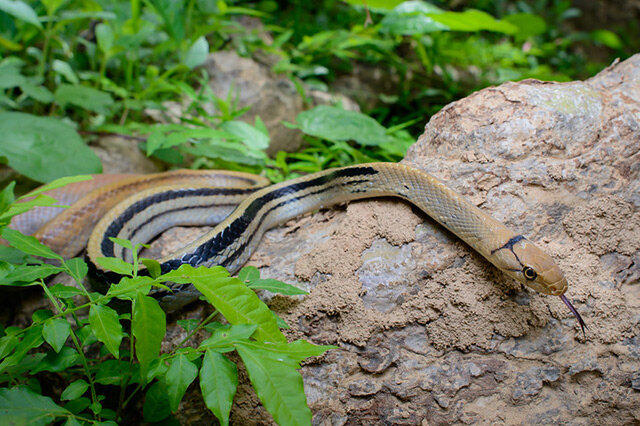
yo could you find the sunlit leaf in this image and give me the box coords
[133,293,166,381]
[89,305,123,358]
[42,318,70,353]
[200,350,237,426]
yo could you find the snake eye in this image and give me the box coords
[522,266,537,280]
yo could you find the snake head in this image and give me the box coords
[493,236,567,296]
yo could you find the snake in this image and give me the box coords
[11,162,585,334]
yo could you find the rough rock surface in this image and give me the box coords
[155,55,640,425]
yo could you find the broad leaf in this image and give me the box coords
[0,0,42,28]
[1,228,62,260]
[61,379,89,401]
[200,350,237,426]
[89,305,123,358]
[54,84,114,115]
[220,121,270,150]
[235,342,311,426]
[143,381,171,423]
[0,264,63,285]
[165,353,198,412]
[42,318,70,353]
[0,112,101,182]
[163,265,285,343]
[247,279,307,296]
[95,257,133,276]
[296,105,390,146]
[49,284,83,299]
[0,386,69,426]
[64,257,88,283]
[133,293,166,380]
[184,36,209,69]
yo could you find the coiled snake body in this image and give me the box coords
[12,162,585,333]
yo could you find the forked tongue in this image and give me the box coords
[560,294,586,339]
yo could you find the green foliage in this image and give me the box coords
[0,180,334,425]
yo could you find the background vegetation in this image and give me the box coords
[0,0,636,425]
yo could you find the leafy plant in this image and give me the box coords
[0,180,334,425]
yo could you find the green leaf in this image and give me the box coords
[184,35,209,69]
[0,386,69,426]
[143,381,171,423]
[199,324,257,351]
[31,346,81,373]
[0,0,42,29]
[163,265,285,343]
[220,120,270,150]
[89,305,123,358]
[238,266,260,283]
[133,293,166,380]
[0,326,43,373]
[54,84,115,115]
[41,0,65,15]
[165,353,198,412]
[42,318,70,353]
[247,279,308,296]
[60,379,89,401]
[51,60,79,84]
[343,0,405,12]
[64,257,88,283]
[429,10,518,34]
[16,175,93,200]
[0,264,63,285]
[296,105,390,146]
[141,258,162,279]
[95,23,114,56]
[591,29,623,49]
[0,112,101,183]
[235,342,311,426]
[503,13,546,40]
[0,228,62,260]
[21,82,54,103]
[95,257,133,276]
[200,350,237,426]
[0,181,15,215]
[380,0,447,35]
[238,339,336,364]
[0,335,17,358]
[94,360,134,385]
[176,319,199,333]
[106,276,153,300]
[49,284,83,299]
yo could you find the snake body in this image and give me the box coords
[13,162,585,331]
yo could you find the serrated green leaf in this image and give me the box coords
[0,386,69,426]
[133,293,166,381]
[164,265,285,343]
[200,350,237,426]
[61,379,89,401]
[1,228,62,260]
[296,105,390,146]
[95,257,133,276]
[54,84,114,115]
[165,353,198,412]
[0,112,101,183]
[89,305,123,358]
[247,278,307,295]
[49,284,83,299]
[0,0,42,28]
[42,318,70,353]
[235,342,311,426]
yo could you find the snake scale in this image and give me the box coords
[11,162,585,333]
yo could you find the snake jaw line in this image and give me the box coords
[559,294,587,340]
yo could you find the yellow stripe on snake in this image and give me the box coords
[11,162,586,334]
